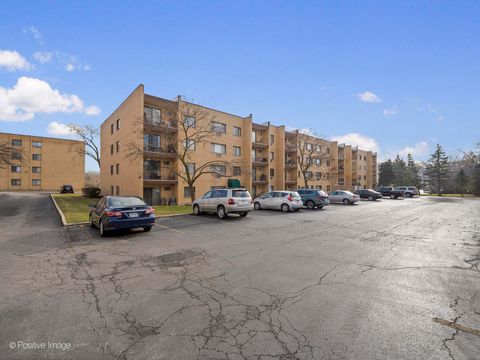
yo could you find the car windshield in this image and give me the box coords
[232,190,250,198]
[108,197,146,208]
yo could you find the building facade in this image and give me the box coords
[0,132,85,192]
[100,85,377,205]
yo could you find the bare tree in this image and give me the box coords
[297,130,336,188]
[126,100,247,203]
[67,125,101,168]
[0,142,15,168]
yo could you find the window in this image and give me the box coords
[11,179,21,186]
[184,186,195,198]
[32,179,41,186]
[32,166,41,173]
[212,143,226,154]
[233,126,241,136]
[116,186,120,195]
[116,141,120,152]
[270,135,274,145]
[315,158,321,166]
[233,146,241,156]
[111,186,114,195]
[110,165,114,175]
[11,166,21,173]
[306,143,312,150]
[116,119,120,130]
[116,164,120,174]
[364,175,367,180]
[12,139,22,146]
[270,168,274,178]
[315,172,321,180]
[270,152,274,161]
[251,131,257,142]
[364,156,367,161]
[327,147,330,154]
[210,165,226,176]
[233,166,241,176]
[144,134,161,151]
[32,154,41,161]
[316,145,321,152]
[144,160,160,179]
[184,139,196,150]
[211,189,228,198]
[326,160,331,167]
[144,107,162,124]
[11,152,22,160]
[211,121,226,133]
[184,116,195,127]
[32,141,42,148]
[186,163,195,175]
[327,185,331,191]
[111,124,114,134]
[110,144,114,155]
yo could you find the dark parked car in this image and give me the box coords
[60,184,74,193]
[375,186,404,199]
[354,189,382,201]
[89,196,155,237]
[295,189,330,209]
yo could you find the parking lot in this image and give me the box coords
[1,192,479,360]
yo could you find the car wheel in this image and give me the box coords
[318,205,324,209]
[405,192,412,198]
[343,199,350,205]
[143,226,152,232]
[306,200,315,210]
[217,206,227,219]
[368,196,373,201]
[390,194,395,199]
[254,202,261,210]
[193,204,200,215]
[239,212,248,217]
[99,220,107,237]
[89,214,95,228]
[281,203,290,212]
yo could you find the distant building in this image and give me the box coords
[0,132,85,192]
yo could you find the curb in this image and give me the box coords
[49,194,68,227]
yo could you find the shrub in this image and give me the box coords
[82,187,101,198]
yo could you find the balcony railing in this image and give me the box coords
[252,140,268,149]
[144,172,178,184]
[252,174,268,183]
[252,157,268,165]
[144,120,178,133]
[144,145,177,158]
[285,145,297,153]
[285,178,297,183]
[285,160,296,168]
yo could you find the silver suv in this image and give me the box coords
[394,186,419,197]
[192,188,253,219]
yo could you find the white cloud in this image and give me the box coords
[23,26,43,45]
[85,105,101,116]
[0,50,33,71]
[397,141,429,158]
[383,106,398,116]
[32,51,53,63]
[65,63,75,71]
[0,76,100,121]
[357,91,382,103]
[330,133,379,152]
[47,121,75,136]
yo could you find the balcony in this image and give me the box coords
[144,172,178,185]
[252,174,268,184]
[285,145,297,153]
[285,178,297,184]
[143,146,177,159]
[252,157,268,166]
[285,160,296,169]
[144,120,178,134]
[252,140,268,149]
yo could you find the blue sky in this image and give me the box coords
[1,1,479,171]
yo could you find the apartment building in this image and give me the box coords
[0,132,85,191]
[100,85,377,205]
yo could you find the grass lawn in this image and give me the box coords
[420,193,475,198]
[51,194,93,223]
[51,194,191,224]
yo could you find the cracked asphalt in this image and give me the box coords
[1,192,479,360]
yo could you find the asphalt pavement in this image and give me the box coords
[0,192,479,360]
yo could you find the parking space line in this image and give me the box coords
[154,223,185,234]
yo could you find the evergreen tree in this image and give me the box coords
[378,159,395,186]
[424,144,450,195]
[393,155,408,185]
[472,163,480,196]
[406,153,421,187]
[456,168,467,197]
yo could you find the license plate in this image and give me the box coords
[239,200,248,205]
[129,212,139,218]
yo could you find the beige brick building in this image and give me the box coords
[0,132,85,192]
[100,85,377,205]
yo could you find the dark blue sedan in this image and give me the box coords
[89,196,155,237]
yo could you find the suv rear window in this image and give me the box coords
[232,190,250,198]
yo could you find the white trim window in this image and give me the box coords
[210,165,226,176]
[184,139,196,150]
[233,146,241,156]
[211,121,226,134]
[184,116,196,128]
[212,143,226,155]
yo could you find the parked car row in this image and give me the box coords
[87,185,421,236]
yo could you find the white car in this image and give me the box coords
[395,186,420,197]
[328,190,360,205]
[253,191,303,212]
